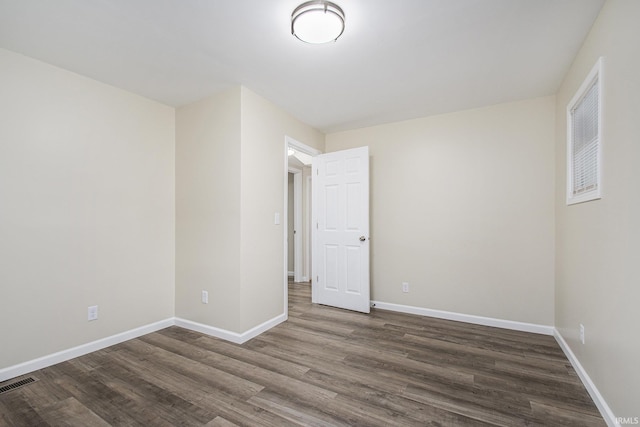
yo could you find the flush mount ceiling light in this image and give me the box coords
[291,1,345,44]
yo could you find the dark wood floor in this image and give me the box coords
[1,282,605,426]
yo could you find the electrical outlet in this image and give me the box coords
[579,324,585,344]
[202,290,209,304]
[88,305,98,321]
[402,282,409,293]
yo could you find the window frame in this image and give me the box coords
[566,57,604,206]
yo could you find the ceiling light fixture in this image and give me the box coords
[291,1,345,44]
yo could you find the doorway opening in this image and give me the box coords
[284,136,321,317]
[287,169,302,281]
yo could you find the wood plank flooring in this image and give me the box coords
[1,282,605,426]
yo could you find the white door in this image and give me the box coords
[312,146,370,313]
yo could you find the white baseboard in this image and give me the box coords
[1,312,288,383]
[371,300,617,424]
[0,318,174,383]
[553,330,618,427]
[370,300,555,336]
[0,307,617,427]
[175,313,286,345]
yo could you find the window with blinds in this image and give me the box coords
[567,58,602,205]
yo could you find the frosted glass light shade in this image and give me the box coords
[291,1,345,44]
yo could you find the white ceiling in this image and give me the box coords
[0,0,604,133]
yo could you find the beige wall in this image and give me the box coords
[326,96,556,326]
[175,88,242,332]
[555,0,640,417]
[175,86,323,334]
[0,48,176,369]
[239,87,324,331]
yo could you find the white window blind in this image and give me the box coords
[567,58,602,205]
[571,80,598,196]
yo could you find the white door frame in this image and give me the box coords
[283,136,321,316]
[304,174,312,282]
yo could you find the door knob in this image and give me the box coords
[359,236,366,242]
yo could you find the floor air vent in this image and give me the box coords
[0,377,38,395]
